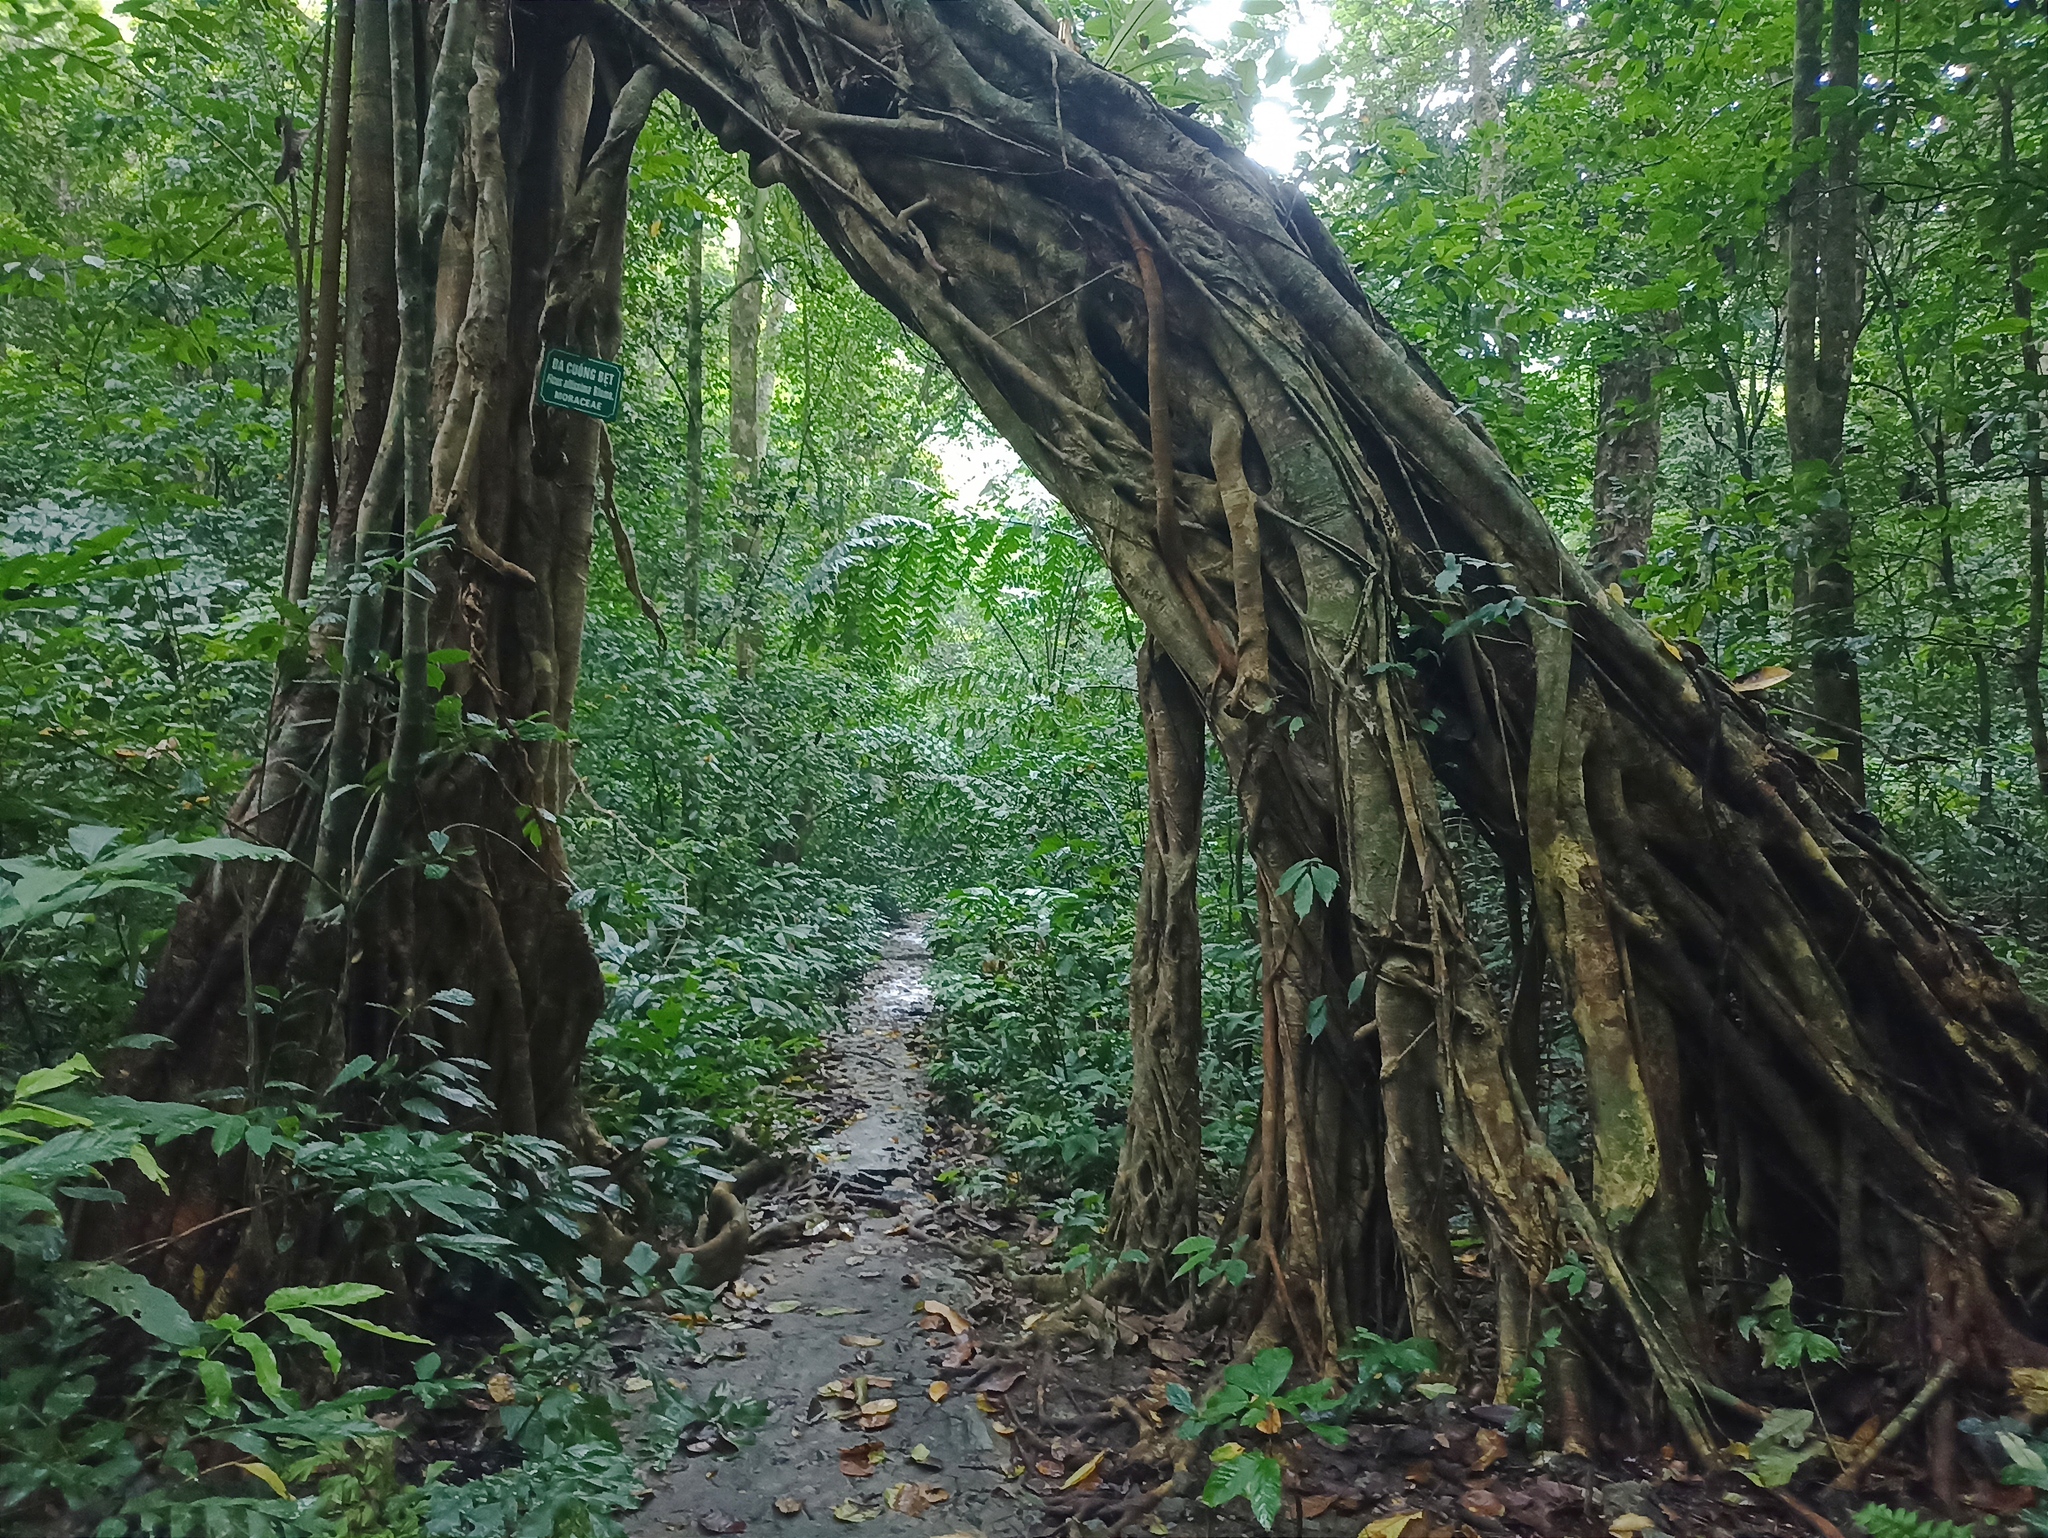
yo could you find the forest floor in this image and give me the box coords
[614,923,1927,1538]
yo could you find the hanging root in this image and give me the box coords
[598,427,668,648]
[1211,412,1271,716]
[1118,201,1237,680]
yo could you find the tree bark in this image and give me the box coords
[94,1,666,1308]
[1104,637,1207,1305]
[1590,345,1660,596]
[685,210,706,652]
[1785,0,1866,800]
[612,0,2048,1431]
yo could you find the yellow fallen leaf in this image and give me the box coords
[841,1335,884,1348]
[1061,1451,1107,1489]
[766,1300,801,1314]
[2016,1367,2048,1416]
[486,1373,516,1405]
[1609,1515,1657,1534]
[861,1398,899,1417]
[991,1421,1015,1436]
[622,1376,653,1392]
[1255,1403,1283,1435]
[1362,1511,1426,1538]
[927,1381,949,1403]
[235,1462,287,1497]
[731,1279,760,1300]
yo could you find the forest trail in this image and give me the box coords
[629,923,1039,1538]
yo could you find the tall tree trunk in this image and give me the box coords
[685,211,705,653]
[2004,89,2048,802]
[1105,637,1207,1305]
[1785,0,1866,799]
[616,0,2048,1433]
[1590,343,1661,596]
[95,1,667,1307]
[727,187,779,671]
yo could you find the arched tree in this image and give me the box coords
[597,0,2048,1448]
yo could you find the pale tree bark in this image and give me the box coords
[1785,0,1866,799]
[611,0,2048,1441]
[685,212,706,652]
[1590,344,1661,596]
[727,186,782,671]
[1104,638,1208,1305]
[2003,88,2048,802]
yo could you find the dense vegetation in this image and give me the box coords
[1,0,2044,1529]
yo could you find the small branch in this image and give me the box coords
[1829,1359,1960,1491]
[598,428,669,650]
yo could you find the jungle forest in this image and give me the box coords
[3,0,2047,1532]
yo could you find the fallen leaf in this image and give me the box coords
[1062,1451,1106,1490]
[910,1444,938,1466]
[840,1335,884,1349]
[839,1442,887,1478]
[1472,1428,1509,1471]
[885,1481,951,1517]
[765,1300,801,1314]
[860,1398,899,1416]
[623,1376,654,1393]
[1022,1310,1046,1330]
[978,1366,1026,1395]
[1608,1516,1656,1535]
[991,1421,1015,1437]
[1461,1489,1507,1520]
[1301,1495,1339,1520]
[818,1380,855,1400]
[2017,1368,2048,1417]
[730,1280,761,1301]
[976,1393,1001,1412]
[1404,1462,1435,1486]
[773,1497,804,1516]
[1147,1337,1195,1364]
[1255,1403,1284,1435]
[1364,1510,1428,1538]
[486,1373,516,1405]
[857,1411,895,1431]
[819,1307,857,1317]
[927,1381,949,1403]
[1035,1460,1065,1478]
[921,1299,972,1335]
[830,1499,875,1523]
[698,1516,747,1535]
[942,1337,976,1369]
[1731,664,1793,693]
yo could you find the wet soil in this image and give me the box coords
[627,922,1041,1538]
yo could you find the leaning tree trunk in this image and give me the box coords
[607,0,2048,1443]
[87,0,673,1307]
[1104,638,1209,1306]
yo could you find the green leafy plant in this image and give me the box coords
[1735,1406,1829,1488]
[1853,1504,1978,1538]
[1737,1275,1843,1369]
[1335,1329,1440,1414]
[1170,1234,1251,1291]
[1166,1348,1345,1531]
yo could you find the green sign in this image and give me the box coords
[537,347,623,422]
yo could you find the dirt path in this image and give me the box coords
[629,922,1040,1538]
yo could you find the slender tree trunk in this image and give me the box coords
[1785,0,1866,799]
[617,0,2048,1433]
[685,212,705,652]
[1105,637,1207,1304]
[2004,90,2048,802]
[1590,344,1660,596]
[727,187,776,671]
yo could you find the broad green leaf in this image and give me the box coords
[68,1263,201,1346]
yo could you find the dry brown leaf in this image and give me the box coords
[861,1399,899,1417]
[2016,1368,2048,1416]
[485,1373,516,1405]
[884,1482,951,1518]
[1147,1337,1195,1364]
[1472,1428,1509,1472]
[698,1515,747,1535]
[921,1299,972,1335]
[927,1381,949,1403]
[1364,1510,1428,1538]
[1731,664,1793,693]
[1035,1460,1065,1478]
[1300,1495,1339,1520]
[1255,1403,1283,1435]
[773,1497,805,1517]
[838,1442,887,1479]
[1403,1462,1435,1486]
[1061,1451,1106,1490]
[979,1367,1026,1394]
[840,1335,884,1349]
[857,1412,895,1431]
[1461,1489,1507,1521]
[942,1338,976,1369]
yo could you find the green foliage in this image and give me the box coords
[1166,1348,1345,1531]
[1335,1329,1439,1414]
[1853,1504,1979,1538]
[1737,1274,1844,1370]
[1737,1406,1829,1489]
[1170,1234,1251,1290]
